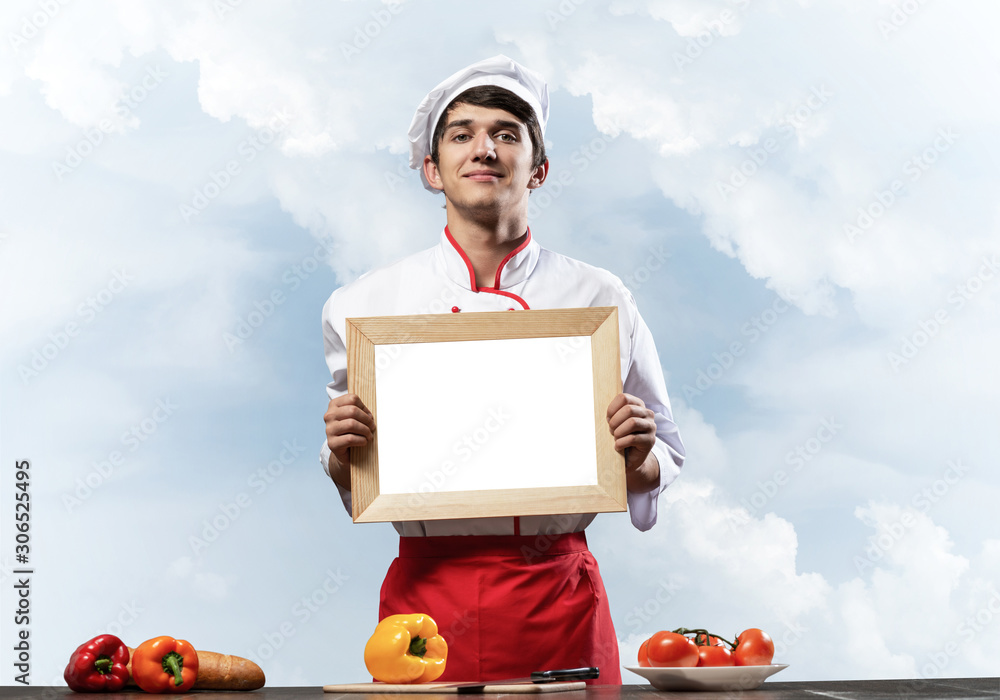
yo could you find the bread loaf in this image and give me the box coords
[126,646,265,690]
[193,650,266,690]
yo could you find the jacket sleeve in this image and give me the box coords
[620,289,685,531]
[319,290,354,516]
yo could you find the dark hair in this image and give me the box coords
[430,85,546,169]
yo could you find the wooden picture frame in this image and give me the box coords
[345,307,625,523]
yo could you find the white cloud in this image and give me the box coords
[655,478,831,620]
[602,478,1000,679]
[854,503,969,638]
[502,1,1000,322]
[2,0,998,686]
[833,578,918,678]
[597,388,997,679]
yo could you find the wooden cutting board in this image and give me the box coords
[323,681,587,693]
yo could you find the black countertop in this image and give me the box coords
[2,678,999,699]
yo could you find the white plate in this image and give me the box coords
[624,664,789,691]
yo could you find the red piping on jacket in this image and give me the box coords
[444,226,531,310]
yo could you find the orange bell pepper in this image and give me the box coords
[364,613,448,683]
[131,636,199,693]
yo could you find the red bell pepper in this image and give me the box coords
[64,634,130,692]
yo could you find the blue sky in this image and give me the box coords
[2,0,999,687]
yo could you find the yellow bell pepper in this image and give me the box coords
[364,613,448,684]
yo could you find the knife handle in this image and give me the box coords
[530,667,600,682]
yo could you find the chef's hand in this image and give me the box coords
[606,392,660,493]
[324,393,375,491]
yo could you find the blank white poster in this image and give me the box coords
[373,336,597,495]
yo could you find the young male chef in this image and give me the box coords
[320,56,684,684]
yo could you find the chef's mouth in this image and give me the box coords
[464,171,503,180]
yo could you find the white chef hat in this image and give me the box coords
[407,55,550,193]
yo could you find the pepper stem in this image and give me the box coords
[162,651,185,687]
[408,635,427,658]
[94,657,112,675]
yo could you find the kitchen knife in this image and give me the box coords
[441,667,599,693]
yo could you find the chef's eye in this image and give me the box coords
[496,132,517,142]
[452,133,471,142]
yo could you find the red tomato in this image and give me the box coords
[694,633,724,647]
[638,639,651,667]
[646,631,699,668]
[697,645,734,666]
[733,628,775,666]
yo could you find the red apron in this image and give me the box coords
[378,531,622,685]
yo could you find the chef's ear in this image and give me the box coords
[528,159,549,190]
[423,155,445,192]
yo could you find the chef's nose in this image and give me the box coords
[472,131,496,160]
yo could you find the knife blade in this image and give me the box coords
[441,667,599,693]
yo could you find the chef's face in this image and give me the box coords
[423,103,548,220]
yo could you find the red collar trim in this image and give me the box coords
[493,229,533,289]
[444,226,479,292]
[443,226,532,310]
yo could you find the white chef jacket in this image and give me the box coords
[319,228,684,536]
